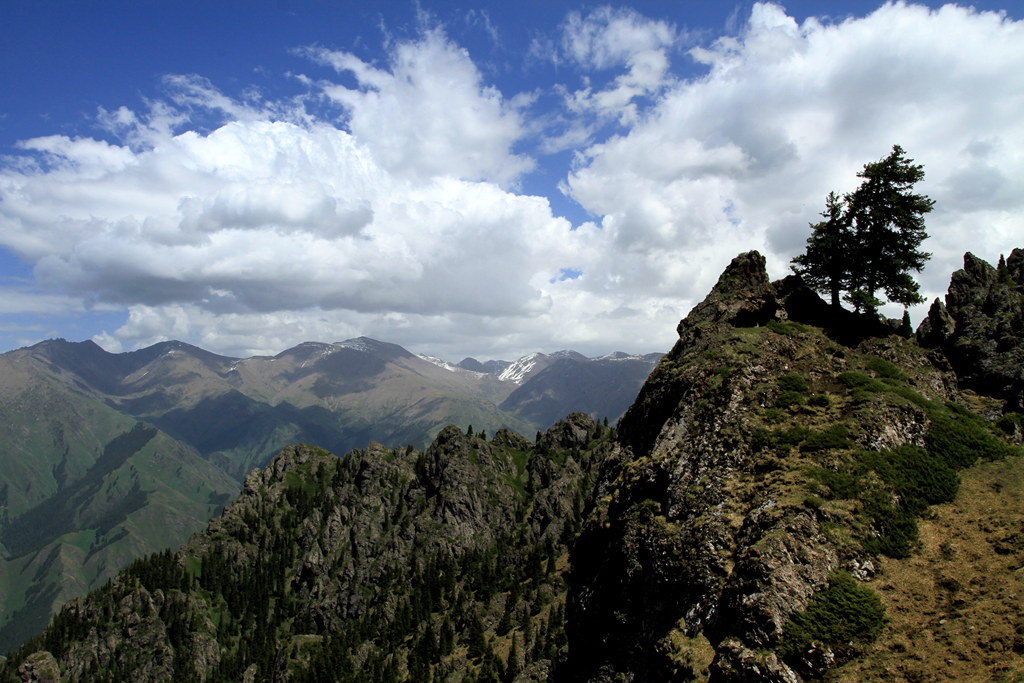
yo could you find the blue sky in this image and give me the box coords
[1,1,1022,362]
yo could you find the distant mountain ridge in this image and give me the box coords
[3,336,659,476]
[0,334,658,651]
[499,351,663,428]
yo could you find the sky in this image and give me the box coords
[1,1,1022,363]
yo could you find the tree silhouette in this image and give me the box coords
[793,145,933,314]
[791,190,850,308]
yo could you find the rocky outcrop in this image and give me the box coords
[917,249,1024,411]
[16,652,61,683]
[567,251,965,681]
[678,251,782,336]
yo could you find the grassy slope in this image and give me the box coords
[833,439,1024,682]
[0,374,239,653]
[624,318,1023,678]
[725,322,1024,678]
[0,382,137,521]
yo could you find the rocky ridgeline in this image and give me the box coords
[917,248,1024,413]
[566,251,1021,681]
[3,415,611,682]
[3,250,1022,682]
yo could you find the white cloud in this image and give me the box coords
[91,331,124,354]
[553,7,680,127]
[561,6,677,70]
[563,1,1024,322]
[3,118,577,319]
[306,27,533,186]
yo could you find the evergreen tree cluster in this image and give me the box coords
[792,145,934,313]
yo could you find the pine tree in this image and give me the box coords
[792,145,933,314]
[844,145,933,311]
[504,633,521,683]
[791,191,851,308]
[899,309,913,338]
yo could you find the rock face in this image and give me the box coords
[917,249,1024,411]
[565,251,976,681]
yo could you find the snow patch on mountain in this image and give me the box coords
[419,355,460,372]
[499,353,543,385]
[593,352,645,361]
[335,338,376,353]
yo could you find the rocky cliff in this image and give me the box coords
[1,415,612,682]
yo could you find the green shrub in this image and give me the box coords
[801,424,851,452]
[751,428,775,452]
[778,373,808,393]
[753,425,810,453]
[859,500,919,559]
[808,394,831,407]
[837,371,884,393]
[777,425,810,446]
[776,390,806,408]
[926,409,1016,467]
[779,570,885,658]
[767,320,809,336]
[888,385,934,409]
[865,357,905,380]
[810,467,860,500]
[862,444,959,511]
[804,495,825,510]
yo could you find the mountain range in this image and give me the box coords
[2,248,1023,681]
[0,335,658,653]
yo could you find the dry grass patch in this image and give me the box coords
[831,452,1024,682]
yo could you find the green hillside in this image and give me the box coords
[0,363,237,653]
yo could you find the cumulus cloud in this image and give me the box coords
[563,1,1024,322]
[306,27,533,186]
[548,7,681,134]
[3,117,576,316]
[560,6,677,70]
[0,26,591,358]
